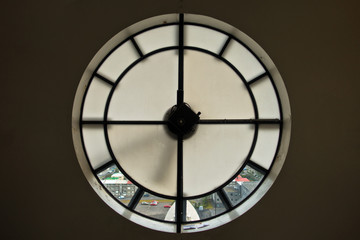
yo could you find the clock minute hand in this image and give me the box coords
[177,13,184,106]
[198,118,281,124]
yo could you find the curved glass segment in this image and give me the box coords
[82,125,112,170]
[250,76,280,119]
[108,50,178,121]
[223,164,265,206]
[134,192,176,222]
[96,164,138,206]
[134,25,178,54]
[186,193,226,221]
[223,39,265,81]
[251,125,280,170]
[184,25,228,53]
[183,124,255,197]
[97,40,139,82]
[107,124,178,197]
[184,50,255,119]
[82,76,112,120]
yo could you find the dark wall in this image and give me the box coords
[1,0,359,239]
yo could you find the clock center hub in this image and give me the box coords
[165,103,200,138]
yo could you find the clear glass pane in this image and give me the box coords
[183,124,255,197]
[184,25,228,54]
[251,124,280,170]
[108,50,177,120]
[184,50,254,119]
[108,124,177,196]
[135,192,176,221]
[97,164,138,206]
[97,40,139,82]
[250,77,280,119]
[186,193,226,221]
[183,222,210,231]
[223,164,265,206]
[82,125,112,170]
[82,77,112,120]
[223,40,265,81]
[134,25,177,54]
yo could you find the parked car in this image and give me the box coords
[141,201,150,205]
[150,201,158,206]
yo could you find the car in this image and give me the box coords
[164,205,171,208]
[150,201,158,206]
[141,201,150,205]
[118,196,125,199]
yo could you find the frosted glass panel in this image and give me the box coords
[250,77,280,119]
[97,40,139,82]
[82,77,112,120]
[108,50,177,120]
[184,25,228,54]
[97,164,138,206]
[184,50,254,119]
[134,25,177,54]
[183,124,255,197]
[251,125,280,170]
[108,125,177,196]
[135,192,176,221]
[223,40,265,81]
[82,126,112,170]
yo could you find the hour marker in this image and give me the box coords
[248,72,267,85]
[94,72,114,86]
[247,160,268,174]
[130,37,144,58]
[219,36,231,56]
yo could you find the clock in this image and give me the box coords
[72,13,291,233]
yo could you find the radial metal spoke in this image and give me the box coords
[81,120,167,125]
[247,72,267,85]
[218,36,231,56]
[177,13,184,105]
[130,37,144,58]
[217,189,232,210]
[128,188,144,210]
[198,118,281,124]
[176,134,184,233]
[94,72,114,86]
[175,13,186,233]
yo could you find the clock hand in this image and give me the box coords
[176,13,185,233]
[177,13,184,106]
[198,118,281,124]
[176,134,184,233]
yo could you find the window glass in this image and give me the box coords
[186,193,226,221]
[97,164,138,206]
[223,164,265,206]
[135,192,176,221]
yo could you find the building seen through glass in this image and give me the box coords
[97,164,264,222]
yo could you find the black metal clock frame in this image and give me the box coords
[79,13,283,233]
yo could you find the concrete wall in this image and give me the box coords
[1,0,359,239]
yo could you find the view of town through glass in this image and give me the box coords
[96,163,263,222]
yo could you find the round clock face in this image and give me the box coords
[72,13,291,233]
